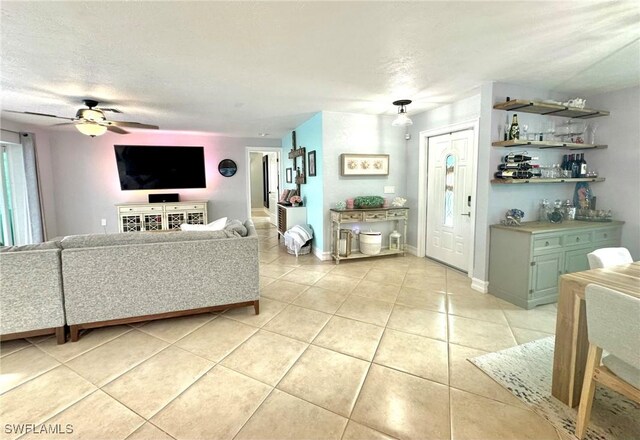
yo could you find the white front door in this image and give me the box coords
[426,129,474,271]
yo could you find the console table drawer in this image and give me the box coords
[166,204,205,211]
[565,231,592,247]
[118,206,162,213]
[336,212,363,222]
[364,211,387,221]
[533,236,562,251]
[593,228,619,243]
[387,209,408,219]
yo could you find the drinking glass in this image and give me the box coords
[545,121,556,141]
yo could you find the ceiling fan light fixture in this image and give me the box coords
[76,122,107,137]
[391,99,413,127]
[80,109,105,122]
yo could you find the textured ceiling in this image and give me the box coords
[1,1,639,138]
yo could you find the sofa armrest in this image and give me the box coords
[0,249,65,334]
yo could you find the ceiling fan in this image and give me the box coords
[5,99,159,137]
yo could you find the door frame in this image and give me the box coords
[416,119,479,278]
[244,146,281,221]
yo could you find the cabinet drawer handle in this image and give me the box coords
[604,233,608,238]
[576,237,580,242]
[545,241,549,246]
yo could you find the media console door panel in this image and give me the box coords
[116,201,208,232]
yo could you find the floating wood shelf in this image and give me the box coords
[492,140,608,150]
[493,99,609,119]
[491,177,605,185]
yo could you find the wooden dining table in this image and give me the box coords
[551,261,640,407]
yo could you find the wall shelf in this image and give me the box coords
[492,140,607,150]
[491,177,605,185]
[493,99,609,119]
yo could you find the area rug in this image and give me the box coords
[470,337,639,440]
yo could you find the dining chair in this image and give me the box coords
[575,284,640,439]
[587,247,633,269]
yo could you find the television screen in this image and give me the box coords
[114,145,206,190]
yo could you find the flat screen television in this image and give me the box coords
[114,145,206,190]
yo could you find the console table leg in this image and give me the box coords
[254,300,260,315]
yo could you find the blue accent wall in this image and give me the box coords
[281,112,324,251]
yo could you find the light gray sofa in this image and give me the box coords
[61,220,259,341]
[0,242,66,344]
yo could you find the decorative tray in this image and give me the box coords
[575,216,612,222]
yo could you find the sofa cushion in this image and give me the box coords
[225,219,248,237]
[0,241,60,252]
[61,230,236,249]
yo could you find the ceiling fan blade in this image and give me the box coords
[4,110,75,121]
[52,122,77,126]
[97,108,122,114]
[107,121,159,130]
[107,125,129,134]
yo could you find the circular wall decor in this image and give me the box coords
[218,159,237,177]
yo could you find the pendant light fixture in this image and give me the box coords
[392,99,413,127]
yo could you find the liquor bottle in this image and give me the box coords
[494,170,540,179]
[504,153,538,163]
[561,154,568,172]
[509,114,520,140]
[579,153,588,177]
[498,162,534,170]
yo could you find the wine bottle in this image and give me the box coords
[579,153,588,177]
[509,114,520,140]
[570,154,580,178]
[498,162,534,170]
[494,170,540,179]
[504,153,538,163]
[561,154,568,172]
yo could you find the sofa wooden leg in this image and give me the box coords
[70,325,80,342]
[55,326,66,344]
[254,300,260,315]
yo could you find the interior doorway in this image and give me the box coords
[246,147,280,226]
[416,120,479,277]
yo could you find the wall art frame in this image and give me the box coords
[308,150,317,177]
[340,153,389,176]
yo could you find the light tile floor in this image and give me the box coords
[0,224,562,440]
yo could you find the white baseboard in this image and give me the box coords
[405,245,418,256]
[312,247,332,261]
[471,278,489,293]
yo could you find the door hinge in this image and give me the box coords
[529,289,534,295]
[530,262,536,266]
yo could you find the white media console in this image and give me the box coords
[116,201,208,232]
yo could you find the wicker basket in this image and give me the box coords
[359,232,382,255]
[287,239,312,255]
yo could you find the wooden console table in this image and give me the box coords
[330,207,408,264]
[551,261,640,407]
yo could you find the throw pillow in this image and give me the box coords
[224,219,248,237]
[180,217,227,232]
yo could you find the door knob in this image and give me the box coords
[461,212,471,217]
